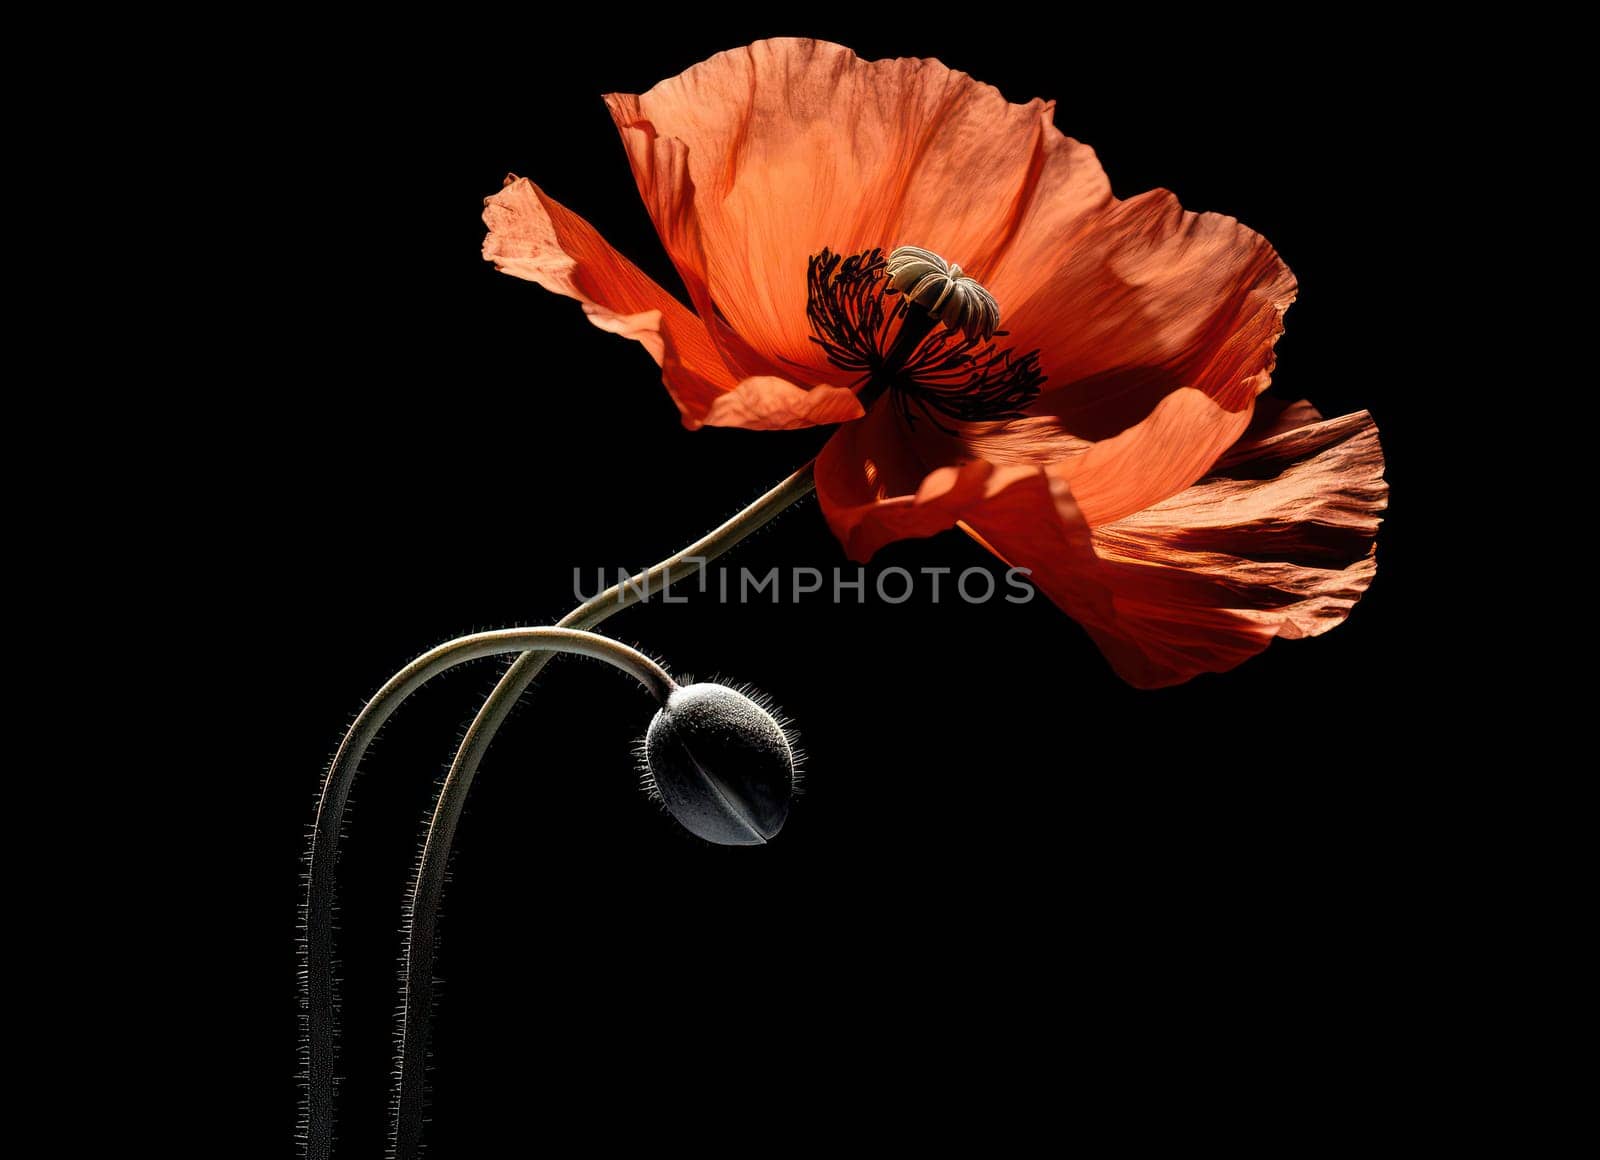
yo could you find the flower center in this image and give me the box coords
[805,245,1045,433]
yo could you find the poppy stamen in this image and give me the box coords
[806,245,1045,434]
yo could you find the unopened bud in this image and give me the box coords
[644,683,795,846]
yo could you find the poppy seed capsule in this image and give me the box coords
[885,245,1002,343]
[644,683,795,845]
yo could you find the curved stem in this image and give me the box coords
[300,628,675,1160]
[389,460,816,1158]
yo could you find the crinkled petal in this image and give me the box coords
[819,387,1383,689]
[483,175,858,430]
[957,192,1295,518]
[1006,191,1295,432]
[816,402,1046,562]
[606,38,1110,381]
[819,381,1267,560]
[701,377,863,430]
[1050,387,1258,527]
[899,386,1258,528]
[963,407,1387,687]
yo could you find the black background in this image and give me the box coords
[255,25,1432,1153]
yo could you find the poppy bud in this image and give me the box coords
[644,682,796,845]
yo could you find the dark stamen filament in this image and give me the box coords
[805,247,1046,434]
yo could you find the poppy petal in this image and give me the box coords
[816,401,1056,563]
[483,176,858,431]
[701,376,864,430]
[899,386,1258,529]
[598,106,777,384]
[964,407,1387,687]
[1001,191,1296,441]
[605,38,1110,380]
[1051,387,1258,527]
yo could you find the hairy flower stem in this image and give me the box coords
[301,629,675,1159]
[298,459,816,1159]
[389,459,815,1159]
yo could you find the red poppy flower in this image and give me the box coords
[483,38,1386,687]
